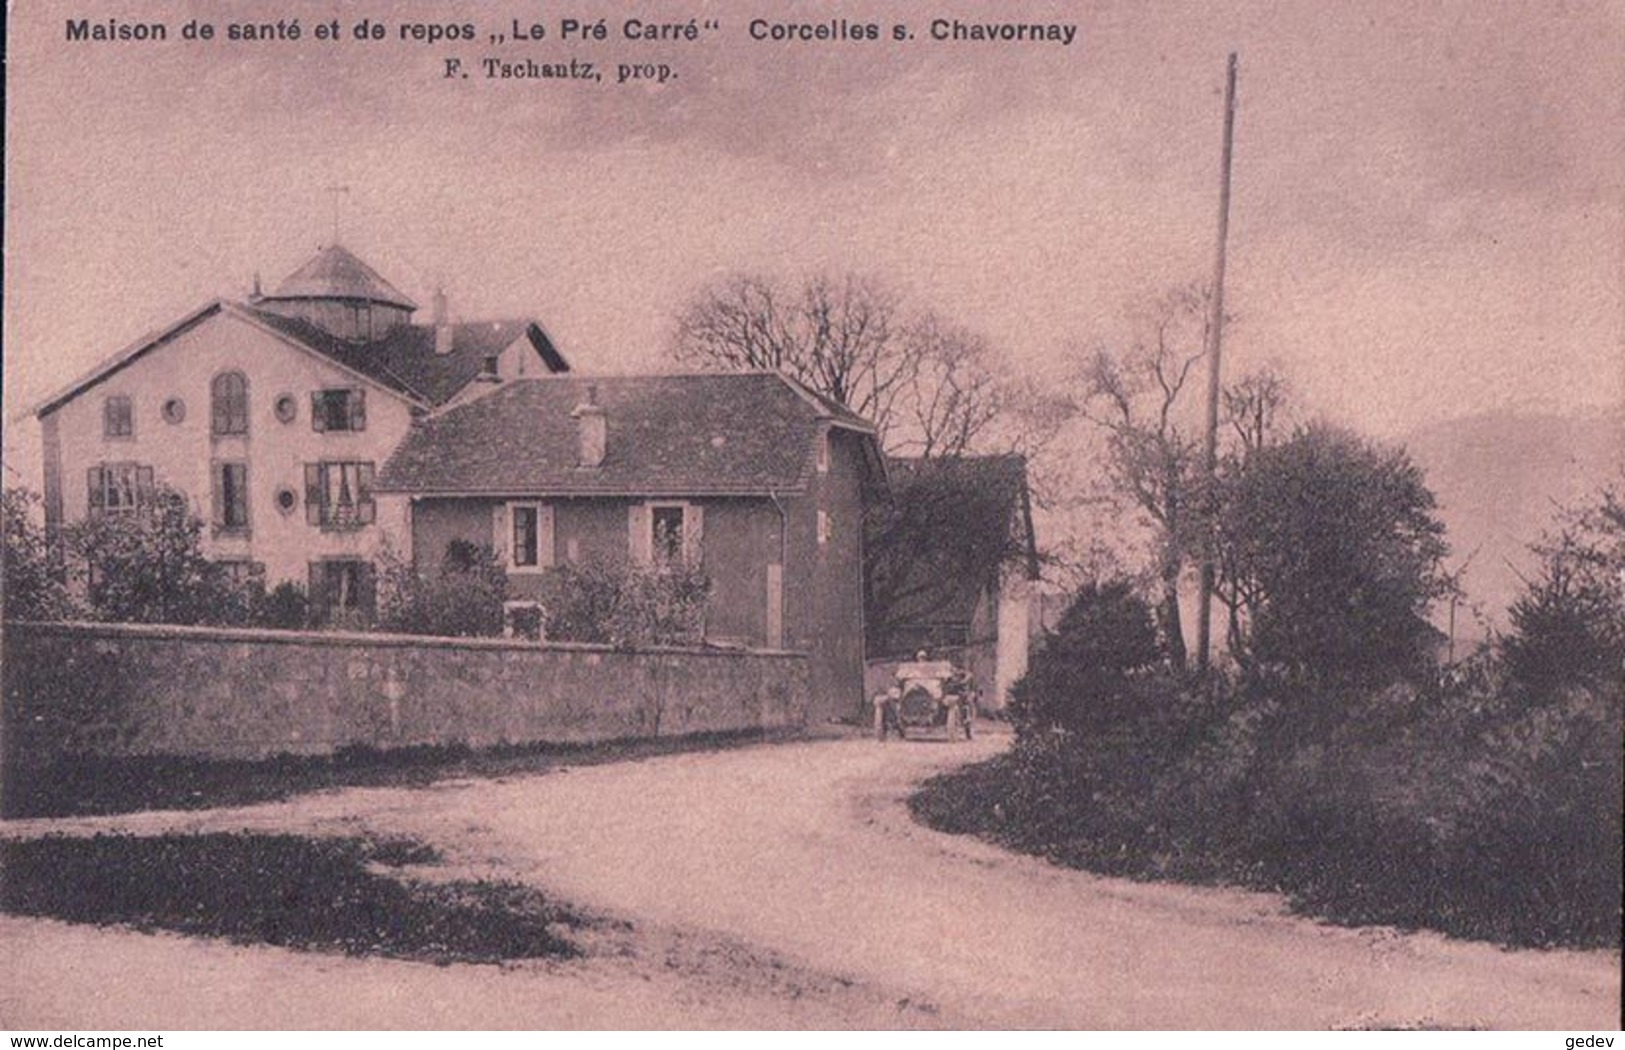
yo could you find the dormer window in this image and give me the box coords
[311,387,366,432]
[211,372,249,436]
[103,396,133,439]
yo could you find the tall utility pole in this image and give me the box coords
[1195,52,1238,676]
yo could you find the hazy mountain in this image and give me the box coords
[1401,407,1623,641]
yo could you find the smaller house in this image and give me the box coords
[374,372,887,720]
[864,454,1040,710]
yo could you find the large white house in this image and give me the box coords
[32,245,571,620]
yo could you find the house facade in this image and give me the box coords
[32,244,570,621]
[375,373,887,720]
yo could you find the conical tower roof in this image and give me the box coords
[263,244,417,311]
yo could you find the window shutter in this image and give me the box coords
[211,464,224,526]
[491,505,509,564]
[235,464,249,526]
[357,463,376,524]
[539,505,556,568]
[686,504,704,565]
[350,389,367,431]
[307,561,328,623]
[629,504,652,565]
[310,393,326,432]
[136,466,155,504]
[357,561,377,621]
[87,467,105,516]
[304,464,323,525]
[766,563,784,649]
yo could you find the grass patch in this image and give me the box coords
[0,832,583,963]
[4,728,807,819]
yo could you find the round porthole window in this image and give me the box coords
[275,486,298,514]
[162,397,186,424]
[274,394,297,423]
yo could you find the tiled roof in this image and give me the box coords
[242,307,568,406]
[780,376,879,433]
[263,244,418,310]
[375,374,871,496]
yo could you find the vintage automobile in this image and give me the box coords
[874,656,977,741]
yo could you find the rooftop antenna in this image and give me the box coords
[324,184,351,245]
[1196,52,1238,678]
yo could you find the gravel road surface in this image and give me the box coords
[2,730,1617,1029]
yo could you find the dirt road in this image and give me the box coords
[2,730,1618,1029]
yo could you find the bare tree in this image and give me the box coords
[671,272,1007,460]
[1223,365,1289,455]
[1068,284,1212,671]
[891,314,1010,458]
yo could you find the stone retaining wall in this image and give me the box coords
[2,621,810,772]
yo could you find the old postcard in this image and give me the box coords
[2,0,1620,1033]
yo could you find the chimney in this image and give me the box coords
[249,272,263,302]
[571,384,606,468]
[432,287,453,355]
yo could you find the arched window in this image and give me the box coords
[212,372,248,435]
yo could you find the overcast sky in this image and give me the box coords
[5,0,1622,483]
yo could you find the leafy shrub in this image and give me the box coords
[918,476,1620,950]
[2,487,76,620]
[918,641,1622,948]
[541,556,711,648]
[377,541,508,637]
[538,558,625,644]
[1008,578,1163,738]
[1502,486,1624,698]
[505,601,546,641]
[1215,424,1452,687]
[63,485,251,626]
[251,580,311,630]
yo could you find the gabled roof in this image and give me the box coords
[376,373,880,497]
[262,244,417,311]
[33,300,435,416]
[241,307,568,406]
[31,299,571,417]
[31,300,228,418]
[779,375,879,434]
